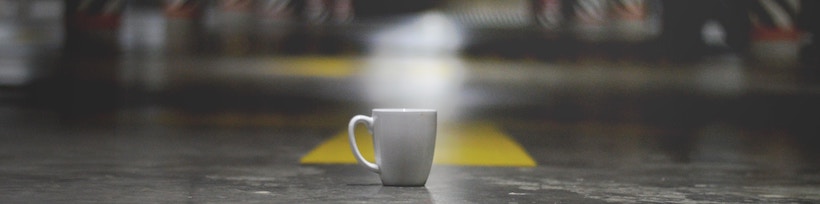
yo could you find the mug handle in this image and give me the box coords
[348,115,380,173]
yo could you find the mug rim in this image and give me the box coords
[373,108,436,113]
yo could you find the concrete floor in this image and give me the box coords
[2,0,820,203]
[2,108,819,203]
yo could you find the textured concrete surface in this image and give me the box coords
[1,109,819,203]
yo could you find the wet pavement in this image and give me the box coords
[2,0,820,203]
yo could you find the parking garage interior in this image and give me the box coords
[1,0,819,203]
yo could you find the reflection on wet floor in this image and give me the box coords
[1,0,820,203]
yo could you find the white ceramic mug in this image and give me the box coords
[348,109,437,186]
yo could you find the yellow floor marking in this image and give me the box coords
[270,57,357,78]
[300,122,536,167]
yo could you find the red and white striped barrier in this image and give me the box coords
[219,0,253,12]
[164,0,203,19]
[65,0,124,31]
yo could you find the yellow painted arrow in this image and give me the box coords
[301,122,536,167]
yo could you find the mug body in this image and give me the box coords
[372,109,437,186]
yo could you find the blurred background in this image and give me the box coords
[1,0,820,171]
